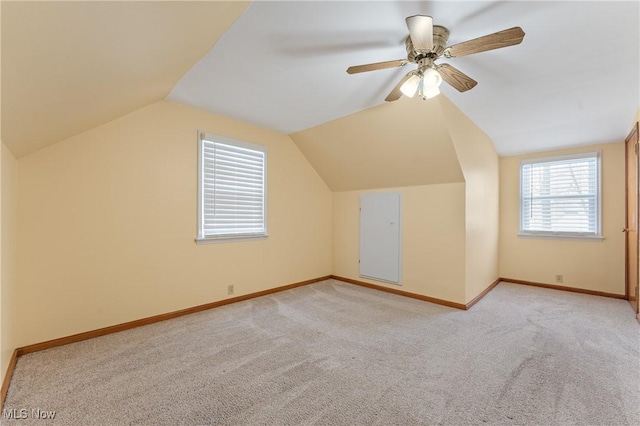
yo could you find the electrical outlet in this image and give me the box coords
[227,284,234,295]
[555,274,563,284]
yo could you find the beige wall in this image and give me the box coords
[15,101,332,347]
[1,143,18,383]
[327,95,499,306]
[333,184,467,304]
[8,97,632,359]
[439,97,500,303]
[499,143,625,294]
[290,96,463,191]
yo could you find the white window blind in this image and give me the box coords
[197,133,267,242]
[520,152,601,237]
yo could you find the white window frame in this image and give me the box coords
[519,151,603,240]
[196,131,268,244]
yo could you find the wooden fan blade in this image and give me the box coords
[385,72,414,102]
[406,15,433,52]
[445,26,525,58]
[437,63,477,92]
[346,59,408,74]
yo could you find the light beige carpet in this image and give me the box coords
[3,280,639,425]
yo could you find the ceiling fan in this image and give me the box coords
[346,15,525,101]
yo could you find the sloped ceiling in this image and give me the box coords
[1,1,250,158]
[168,1,639,156]
[2,1,638,160]
[290,95,463,191]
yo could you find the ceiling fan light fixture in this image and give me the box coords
[422,67,443,88]
[421,85,440,99]
[400,73,421,98]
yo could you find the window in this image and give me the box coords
[196,132,267,243]
[520,151,601,238]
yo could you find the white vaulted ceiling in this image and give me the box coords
[2,1,639,158]
[167,1,639,156]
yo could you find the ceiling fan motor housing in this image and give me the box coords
[406,25,450,62]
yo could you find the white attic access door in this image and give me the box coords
[359,192,402,284]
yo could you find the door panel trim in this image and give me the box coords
[625,122,639,313]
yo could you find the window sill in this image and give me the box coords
[195,234,268,244]
[517,233,604,241]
